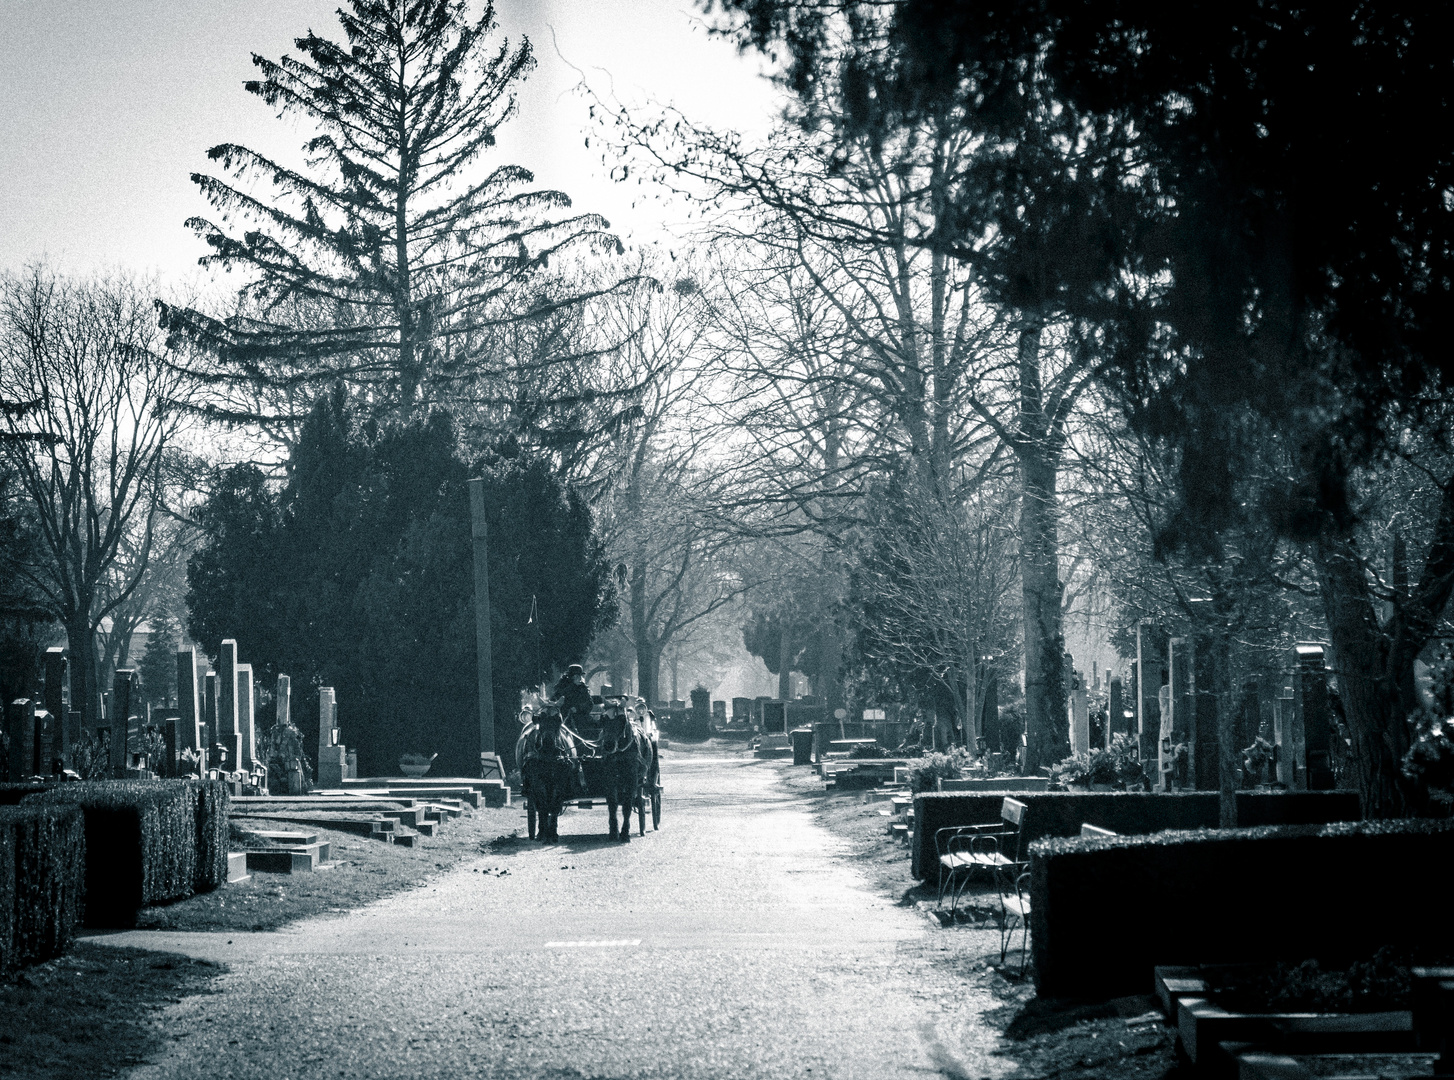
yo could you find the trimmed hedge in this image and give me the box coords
[0,782,45,807]
[0,805,85,976]
[910,790,1362,879]
[27,781,201,927]
[1029,819,1454,998]
[193,779,229,891]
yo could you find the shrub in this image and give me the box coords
[27,781,198,927]
[1030,818,1454,998]
[908,747,974,792]
[192,779,229,892]
[0,804,85,976]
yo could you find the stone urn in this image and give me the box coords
[399,753,436,777]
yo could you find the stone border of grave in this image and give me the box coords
[1029,819,1454,999]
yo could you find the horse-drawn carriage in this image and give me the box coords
[516,693,662,843]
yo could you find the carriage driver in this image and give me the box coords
[551,664,594,723]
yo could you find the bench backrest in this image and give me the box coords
[1002,797,1027,826]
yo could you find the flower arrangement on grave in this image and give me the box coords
[1242,736,1275,785]
[908,746,974,792]
[70,728,111,780]
[137,728,168,773]
[1086,747,1119,786]
[1049,754,1090,788]
[179,747,203,777]
[1107,733,1146,786]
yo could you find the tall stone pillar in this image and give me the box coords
[1070,677,1090,757]
[177,646,201,752]
[218,640,241,771]
[1107,677,1124,745]
[275,675,291,729]
[317,687,345,788]
[1296,644,1335,790]
[237,664,256,771]
[203,672,218,758]
[43,647,69,769]
[111,670,136,775]
[5,699,36,781]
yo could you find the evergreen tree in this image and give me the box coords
[161,0,626,411]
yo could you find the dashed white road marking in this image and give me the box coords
[544,939,642,949]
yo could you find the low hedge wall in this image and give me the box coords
[1030,819,1454,999]
[0,783,45,807]
[193,779,229,891]
[0,805,85,976]
[26,780,217,927]
[910,790,1362,879]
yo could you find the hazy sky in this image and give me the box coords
[0,0,779,285]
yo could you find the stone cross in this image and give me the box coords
[176,646,201,752]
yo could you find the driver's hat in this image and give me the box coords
[566,664,584,676]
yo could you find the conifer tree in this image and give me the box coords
[161,0,625,412]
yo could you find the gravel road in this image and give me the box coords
[96,745,1011,1080]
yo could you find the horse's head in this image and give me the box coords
[599,704,635,753]
[532,705,567,755]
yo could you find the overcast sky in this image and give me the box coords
[0,0,779,286]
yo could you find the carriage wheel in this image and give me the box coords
[651,788,661,829]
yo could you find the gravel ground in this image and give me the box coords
[89,744,1017,1080]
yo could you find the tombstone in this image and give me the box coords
[217,640,241,774]
[1295,644,1335,790]
[161,713,183,777]
[980,675,1000,752]
[1273,687,1298,787]
[1070,681,1090,757]
[346,749,357,780]
[203,671,218,756]
[1157,684,1175,789]
[33,708,57,775]
[6,699,37,781]
[236,663,256,771]
[761,700,786,734]
[712,700,726,723]
[317,687,346,788]
[110,670,136,777]
[276,674,291,727]
[1108,677,1124,745]
[176,646,201,752]
[732,697,750,723]
[43,647,69,769]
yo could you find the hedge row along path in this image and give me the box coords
[88,745,1012,1080]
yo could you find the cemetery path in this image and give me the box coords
[93,746,1012,1080]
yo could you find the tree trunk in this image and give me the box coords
[1020,449,1068,773]
[1314,533,1415,817]
[64,617,100,731]
[778,625,792,701]
[629,557,660,704]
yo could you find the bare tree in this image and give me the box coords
[0,267,191,729]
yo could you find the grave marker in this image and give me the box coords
[110,670,136,776]
[317,686,346,788]
[1296,644,1335,790]
[43,647,69,769]
[1108,676,1124,746]
[176,646,201,751]
[218,640,242,773]
[237,663,256,771]
[203,671,218,759]
[5,698,36,781]
[1070,678,1090,757]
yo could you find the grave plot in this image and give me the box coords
[1154,963,1450,1079]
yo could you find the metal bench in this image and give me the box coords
[934,796,1028,914]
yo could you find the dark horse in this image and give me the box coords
[516,709,578,842]
[598,707,651,842]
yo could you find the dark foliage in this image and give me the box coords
[0,804,85,976]
[185,390,615,775]
[27,781,205,928]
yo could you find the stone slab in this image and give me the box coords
[227,851,250,884]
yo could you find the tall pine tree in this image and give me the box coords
[161,0,627,413]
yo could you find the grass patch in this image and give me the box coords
[0,941,221,1080]
[135,802,522,933]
